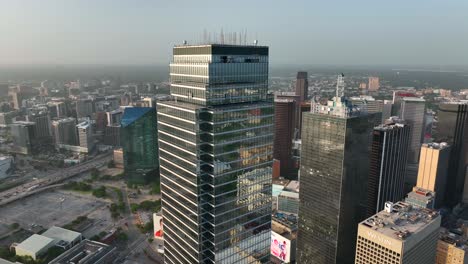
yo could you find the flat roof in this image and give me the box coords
[278,191,299,199]
[17,234,55,254]
[42,226,82,243]
[360,201,439,241]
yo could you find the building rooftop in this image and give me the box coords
[284,181,299,193]
[375,117,407,131]
[278,191,299,199]
[360,201,439,241]
[439,228,468,251]
[16,234,55,254]
[76,121,91,129]
[42,226,82,244]
[422,142,450,150]
[402,97,426,102]
[272,214,297,240]
[272,184,285,197]
[49,240,115,264]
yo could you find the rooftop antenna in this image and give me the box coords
[233,32,237,45]
[254,40,258,46]
[244,29,247,45]
[336,73,345,98]
[183,40,187,45]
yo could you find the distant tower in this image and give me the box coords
[295,72,308,102]
[368,77,380,91]
[273,98,296,177]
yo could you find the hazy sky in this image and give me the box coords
[1,0,468,66]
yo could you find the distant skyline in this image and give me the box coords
[1,0,468,66]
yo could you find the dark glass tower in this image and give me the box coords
[273,98,296,176]
[158,44,273,264]
[367,118,410,217]
[120,107,159,184]
[297,75,380,264]
[295,71,308,103]
[436,102,468,206]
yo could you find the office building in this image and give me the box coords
[26,109,52,139]
[76,99,94,118]
[76,121,94,152]
[436,102,468,206]
[106,109,123,125]
[49,239,116,264]
[277,191,299,215]
[368,77,380,91]
[52,118,79,146]
[416,142,451,208]
[297,75,381,264]
[47,101,67,118]
[436,229,468,264]
[273,98,296,176]
[367,118,410,216]
[276,92,302,140]
[158,44,273,264]
[350,96,393,124]
[397,97,426,163]
[104,125,121,147]
[0,156,13,179]
[11,121,36,154]
[121,107,158,184]
[405,187,436,209]
[14,234,56,261]
[0,111,18,127]
[355,201,441,264]
[295,71,308,102]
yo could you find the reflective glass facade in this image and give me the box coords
[120,107,159,184]
[297,111,380,264]
[159,44,273,264]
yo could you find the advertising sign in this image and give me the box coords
[153,213,163,240]
[271,231,291,263]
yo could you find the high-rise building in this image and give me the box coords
[26,108,52,139]
[76,121,94,152]
[297,75,381,264]
[276,92,302,139]
[367,118,410,216]
[106,109,123,125]
[121,107,158,184]
[368,77,380,91]
[295,71,308,102]
[104,125,121,147]
[398,97,426,164]
[273,98,296,176]
[47,101,67,118]
[355,201,441,264]
[436,102,468,206]
[416,142,451,208]
[158,44,273,264]
[76,99,94,118]
[11,121,36,154]
[52,118,78,146]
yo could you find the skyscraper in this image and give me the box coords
[436,102,468,206]
[158,44,273,264]
[52,118,79,146]
[367,118,410,217]
[76,99,94,118]
[355,202,440,264]
[273,98,296,177]
[120,107,159,184]
[416,142,451,208]
[295,71,308,103]
[11,121,36,154]
[26,108,52,139]
[398,97,426,164]
[76,121,94,152]
[297,75,380,264]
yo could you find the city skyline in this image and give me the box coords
[1,0,468,66]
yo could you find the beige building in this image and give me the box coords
[417,142,451,208]
[355,201,441,264]
[436,230,468,264]
[368,77,380,91]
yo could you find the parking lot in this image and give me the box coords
[0,189,109,232]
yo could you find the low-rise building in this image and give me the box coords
[15,234,55,260]
[49,240,115,264]
[436,229,468,264]
[42,226,83,249]
[271,213,297,263]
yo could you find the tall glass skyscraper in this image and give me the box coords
[158,44,273,264]
[297,75,380,264]
[120,107,159,184]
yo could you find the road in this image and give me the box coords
[0,153,112,206]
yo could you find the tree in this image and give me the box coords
[10,223,19,229]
